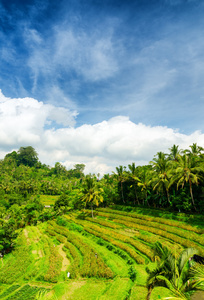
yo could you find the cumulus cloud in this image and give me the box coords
[0,90,77,147]
[0,91,204,175]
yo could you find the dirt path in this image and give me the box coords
[24,228,31,244]
[58,244,70,271]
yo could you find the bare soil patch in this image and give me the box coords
[58,244,70,271]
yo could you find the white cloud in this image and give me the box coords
[0,90,77,146]
[0,91,204,175]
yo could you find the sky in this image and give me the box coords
[0,0,204,175]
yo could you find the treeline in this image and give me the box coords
[1,144,204,212]
[113,143,204,212]
[0,143,204,255]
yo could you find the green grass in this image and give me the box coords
[40,195,58,206]
[151,286,174,300]
[1,206,204,299]
[129,284,148,300]
[100,278,133,300]
[72,230,130,277]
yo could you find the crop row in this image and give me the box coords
[85,216,122,229]
[98,217,204,256]
[63,242,82,278]
[0,285,20,299]
[46,226,82,279]
[6,285,47,300]
[136,232,183,253]
[84,218,154,260]
[43,237,63,283]
[63,218,137,266]
[95,210,204,248]
[47,221,114,279]
[85,213,181,255]
[97,208,203,234]
[0,235,32,284]
[69,217,153,263]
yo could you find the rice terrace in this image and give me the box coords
[0,145,204,300]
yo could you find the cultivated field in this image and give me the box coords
[0,205,204,300]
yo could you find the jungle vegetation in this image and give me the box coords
[0,145,204,299]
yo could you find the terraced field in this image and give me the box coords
[0,207,204,300]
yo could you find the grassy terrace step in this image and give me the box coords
[78,213,183,254]
[85,216,123,230]
[110,205,204,230]
[47,221,114,279]
[93,211,204,255]
[6,284,47,300]
[67,217,154,263]
[73,230,131,278]
[63,216,140,273]
[0,235,32,284]
[46,226,82,279]
[94,209,204,253]
[98,208,204,234]
[137,231,184,253]
[96,209,204,244]
[0,285,20,299]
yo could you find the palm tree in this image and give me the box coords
[146,242,199,300]
[113,166,126,203]
[185,143,204,157]
[169,154,204,211]
[150,152,171,204]
[81,175,103,218]
[190,263,204,291]
[137,166,151,206]
[169,144,181,161]
[127,162,141,205]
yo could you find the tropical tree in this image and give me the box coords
[113,166,126,203]
[169,154,204,211]
[81,176,103,218]
[150,152,171,205]
[146,242,199,300]
[54,193,70,215]
[185,143,204,157]
[101,174,117,206]
[190,263,204,291]
[0,218,18,255]
[127,162,141,205]
[137,166,151,206]
[17,146,38,167]
[169,144,181,162]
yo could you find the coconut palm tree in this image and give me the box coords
[190,262,204,291]
[150,152,171,204]
[169,154,204,211]
[169,144,181,162]
[137,166,151,206]
[146,242,199,300]
[185,143,204,157]
[81,175,103,218]
[113,166,126,203]
[127,162,141,205]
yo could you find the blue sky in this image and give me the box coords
[0,0,204,174]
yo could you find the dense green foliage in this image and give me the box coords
[0,145,204,299]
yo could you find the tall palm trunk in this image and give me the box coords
[166,189,170,204]
[120,181,125,203]
[134,183,140,205]
[189,180,197,211]
[146,285,153,300]
[91,203,94,218]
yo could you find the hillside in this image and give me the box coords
[0,206,204,300]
